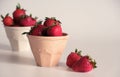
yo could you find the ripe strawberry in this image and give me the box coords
[20,15,37,26]
[72,55,97,72]
[30,25,44,36]
[13,3,26,24]
[47,25,62,36]
[30,21,45,36]
[66,49,82,68]
[43,17,61,26]
[1,13,13,26]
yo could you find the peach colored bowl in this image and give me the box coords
[4,26,31,51]
[27,33,69,67]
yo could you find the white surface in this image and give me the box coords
[0,0,120,77]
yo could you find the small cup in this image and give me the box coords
[4,26,31,51]
[27,33,68,67]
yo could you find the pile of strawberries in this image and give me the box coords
[1,3,37,27]
[66,49,97,72]
[27,17,62,36]
[1,3,63,36]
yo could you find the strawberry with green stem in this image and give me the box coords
[1,13,13,26]
[20,14,37,26]
[13,3,26,24]
[66,49,82,68]
[72,55,97,72]
[43,17,61,27]
[29,21,45,36]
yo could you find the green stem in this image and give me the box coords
[16,3,21,9]
[1,15,4,19]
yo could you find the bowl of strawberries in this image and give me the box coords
[25,17,69,67]
[1,4,37,51]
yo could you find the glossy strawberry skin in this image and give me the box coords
[72,56,93,72]
[13,9,26,24]
[13,9,26,19]
[13,4,26,25]
[66,52,81,68]
[47,25,62,36]
[30,25,44,36]
[44,18,55,26]
[20,16,36,26]
[43,17,61,27]
[2,16,13,26]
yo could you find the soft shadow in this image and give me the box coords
[0,52,36,66]
[52,62,73,72]
[54,62,94,75]
[0,43,11,51]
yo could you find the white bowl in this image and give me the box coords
[5,26,31,51]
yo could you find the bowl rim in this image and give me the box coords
[4,26,32,28]
[27,33,69,39]
[4,26,31,30]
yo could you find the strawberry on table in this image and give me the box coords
[66,49,82,68]
[72,55,97,72]
[1,13,13,26]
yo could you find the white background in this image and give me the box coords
[0,0,120,77]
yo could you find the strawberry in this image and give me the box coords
[43,17,61,26]
[72,55,97,72]
[66,49,82,68]
[30,25,44,36]
[20,15,37,26]
[47,25,62,36]
[1,13,13,26]
[13,3,26,24]
[30,21,45,36]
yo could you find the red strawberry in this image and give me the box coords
[66,49,82,68]
[13,3,26,24]
[20,15,37,26]
[72,55,97,72]
[30,21,45,36]
[43,17,61,26]
[1,13,13,26]
[47,25,62,36]
[30,25,44,36]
